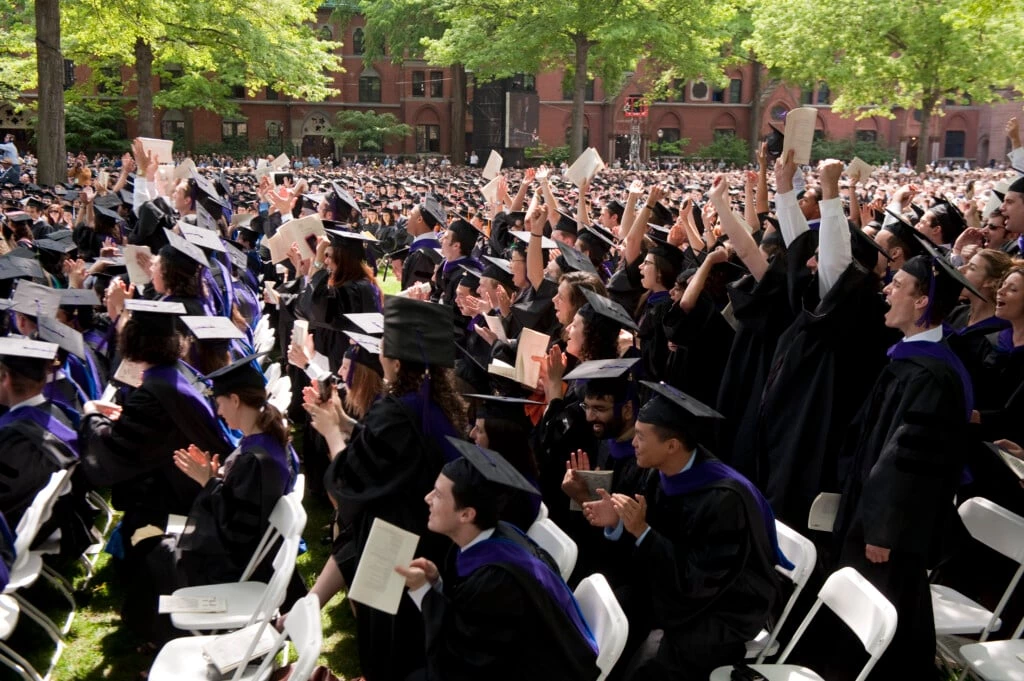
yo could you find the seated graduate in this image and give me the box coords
[300,296,466,681]
[0,338,78,525]
[130,353,300,644]
[78,300,233,566]
[397,437,601,681]
[583,381,786,681]
[829,238,980,681]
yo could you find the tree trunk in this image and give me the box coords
[747,58,763,164]
[184,109,196,152]
[449,63,466,166]
[916,93,937,173]
[570,35,589,161]
[34,0,65,186]
[135,38,155,137]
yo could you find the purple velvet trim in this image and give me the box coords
[455,528,598,654]
[399,392,462,463]
[645,290,671,307]
[886,340,975,417]
[659,459,794,569]
[0,404,79,455]
[143,364,221,431]
[607,438,635,460]
[956,315,1009,337]
[442,256,483,276]
[409,236,439,254]
[996,327,1024,355]
[237,433,299,492]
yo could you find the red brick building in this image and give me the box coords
[1,10,1019,166]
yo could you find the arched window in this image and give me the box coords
[816,81,830,104]
[359,67,381,102]
[352,28,365,55]
[318,25,333,41]
[161,109,185,140]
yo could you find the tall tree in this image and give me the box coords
[328,109,412,151]
[355,0,467,164]
[748,0,1024,171]
[34,0,64,185]
[62,0,343,138]
[425,0,740,161]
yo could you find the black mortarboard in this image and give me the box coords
[0,254,44,280]
[883,209,930,259]
[34,238,77,255]
[222,240,249,271]
[580,287,638,332]
[638,380,723,429]
[181,315,246,340]
[458,265,481,290]
[388,245,411,262]
[12,280,62,317]
[648,236,685,273]
[0,337,58,381]
[510,230,556,249]
[180,222,226,253]
[581,224,615,251]
[163,227,210,267]
[124,299,186,336]
[480,256,514,289]
[343,331,384,376]
[324,226,376,261]
[24,197,45,211]
[5,212,32,224]
[562,356,640,381]
[381,297,454,367]
[93,203,124,224]
[37,315,87,359]
[904,231,987,313]
[850,223,891,268]
[190,169,231,210]
[329,182,361,222]
[344,312,385,335]
[553,211,578,236]
[648,201,673,227]
[420,194,446,228]
[1008,174,1024,194]
[59,288,101,308]
[555,241,598,275]
[442,436,540,496]
[201,352,267,397]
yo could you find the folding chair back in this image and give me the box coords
[573,574,628,681]
[247,535,302,627]
[527,518,578,581]
[960,497,1024,564]
[13,470,69,570]
[240,494,307,581]
[755,521,817,662]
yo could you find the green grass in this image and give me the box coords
[6,490,360,681]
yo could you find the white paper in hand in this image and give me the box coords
[569,470,614,511]
[482,150,503,180]
[483,314,508,342]
[782,107,817,165]
[566,148,606,188]
[348,518,420,615]
[138,137,174,164]
[847,157,876,181]
[480,176,501,204]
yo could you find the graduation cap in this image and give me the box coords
[563,356,640,381]
[555,241,598,276]
[387,245,411,263]
[580,224,615,251]
[579,287,639,332]
[190,169,231,210]
[23,196,45,211]
[883,209,930,259]
[553,211,578,236]
[849,223,891,269]
[181,315,246,341]
[37,315,87,359]
[458,264,482,290]
[902,231,987,324]
[462,393,542,430]
[201,352,268,397]
[94,193,122,211]
[180,222,227,253]
[47,229,74,242]
[480,256,514,289]
[648,236,685,273]
[343,330,384,377]
[12,280,62,318]
[637,380,723,429]
[647,201,673,227]
[59,288,101,308]
[163,227,210,267]
[33,238,77,255]
[0,336,58,381]
[222,240,250,271]
[765,124,784,162]
[324,226,377,261]
[442,436,540,496]
[381,296,454,367]
[124,298,186,336]
[0,253,44,280]
[343,312,385,335]
[1009,174,1024,195]
[329,182,361,222]
[419,194,446,228]
[93,203,125,224]
[510,230,557,249]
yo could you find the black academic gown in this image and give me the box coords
[755,254,893,529]
[637,292,673,383]
[612,448,783,681]
[661,292,735,406]
[419,522,601,681]
[828,342,970,681]
[402,240,442,291]
[326,393,457,681]
[714,261,793,477]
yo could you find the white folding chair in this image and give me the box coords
[290,474,305,503]
[574,573,628,681]
[149,567,321,681]
[169,495,306,633]
[933,498,1024,650]
[536,502,549,523]
[960,614,1024,681]
[527,517,577,581]
[2,470,73,677]
[0,595,46,681]
[263,362,282,390]
[709,567,898,681]
[745,520,818,662]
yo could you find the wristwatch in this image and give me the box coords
[312,260,325,270]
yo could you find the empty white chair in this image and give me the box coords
[169,495,306,633]
[709,567,898,681]
[264,362,282,390]
[574,574,628,681]
[527,517,577,581]
[959,614,1024,681]
[746,521,818,662]
[932,498,1024,643]
[0,595,46,681]
[149,591,322,681]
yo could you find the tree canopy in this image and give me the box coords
[328,109,412,152]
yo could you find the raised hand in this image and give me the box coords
[173,444,219,486]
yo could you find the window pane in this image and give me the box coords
[856,130,877,143]
[691,82,708,99]
[429,71,443,98]
[712,88,725,103]
[359,76,381,103]
[412,71,425,97]
[945,130,965,157]
[353,28,364,55]
[729,79,742,104]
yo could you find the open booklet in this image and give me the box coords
[985,442,1024,480]
[265,214,326,262]
[565,147,606,188]
[487,328,549,389]
[482,150,503,180]
[569,470,614,511]
[201,622,279,675]
[348,518,420,615]
[782,107,817,165]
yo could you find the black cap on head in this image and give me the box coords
[563,356,640,381]
[324,225,376,262]
[163,227,210,268]
[442,436,540,496]
[462,393,542,431]
[648,202,673,227]
[458,265,481,291]
[1008,174,1024,194]
[883,209,930,259]
[901,233,986,325]
[343,331,384,377]
[381,297,455,367]
[201,352,268,397]
[0,253,44,280]
[648,237,685,275]
[850,223,891,269]
[329,182,361,223]
[124,299,186,336]
[555,241,597,275]
[637,380,723,436]
[419,194,446,228]
[553,211,578,236]
[0,337,58,382]
[579,287,638,332]
[480,256,514,289]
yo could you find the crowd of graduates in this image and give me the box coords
[1,115,1024,680]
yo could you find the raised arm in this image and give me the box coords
[681,246,730,313]
[743,170,759,231]
[816,159,853,299]
[756,142,770,215]
[510,168,534,212]
[773,150,809,246]
[526,205,546,290]
[709,174,768,281]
